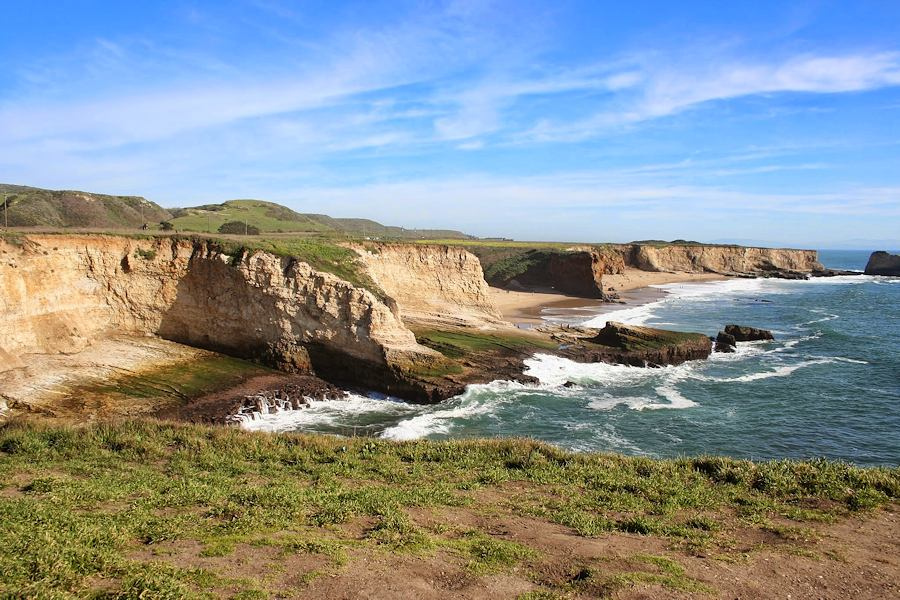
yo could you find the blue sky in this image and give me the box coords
[1,0,899,248]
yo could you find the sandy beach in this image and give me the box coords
[489,269,727,326]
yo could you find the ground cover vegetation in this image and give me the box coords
[0,421,897,598]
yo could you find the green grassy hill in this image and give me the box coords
[169,199,473,239]
[168,200,334,234]
[0,184,171,228]
[0,184,473,239]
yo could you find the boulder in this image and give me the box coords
[714,331,737,353]
[864,251,900,276]
[724,324,774,342]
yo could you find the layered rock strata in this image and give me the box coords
[0,235,438,399]
[349,243,503,327]
[619,244,823,277]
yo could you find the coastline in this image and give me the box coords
[489,269,728,326]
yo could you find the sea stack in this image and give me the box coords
[864,251,900,276]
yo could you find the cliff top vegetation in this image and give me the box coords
[0,420,897,598]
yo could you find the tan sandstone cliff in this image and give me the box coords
[0,235,436,393]
[349,243,505,328]
[620,244,822,275]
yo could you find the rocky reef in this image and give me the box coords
[544,321,712,367]
[864,251,900,276]
[713,324,775,352]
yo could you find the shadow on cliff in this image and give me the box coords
[153,252,436,401]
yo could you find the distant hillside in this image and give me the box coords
[0,185,473,239]
[0,184,171,228]
[169,199,473,239]
[168,200,334,234]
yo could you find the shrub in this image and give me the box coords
[218,221,260,235]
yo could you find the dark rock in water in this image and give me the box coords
[864,251,900,276]
[812,268,863,277]
[759,270,808,280]
[724,324,774,342]
[562,381,578,388]
[566,321,712,367]
[714,331,737,353]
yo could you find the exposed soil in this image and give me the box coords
[130,497,898,599]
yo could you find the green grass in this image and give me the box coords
[414,329,558,359]
[600,553,714,595]
[169,200,336,234]
[207,236,388,299]
[0,421,896,597]
[68,355,274,406]
[168,199,472,239]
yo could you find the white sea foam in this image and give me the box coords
[582,277,791,328]
[240,393,420,433]
[586,394,658,411]
[380,380,525,440]
[526,353,701,410]
[652,382,699,409]
[797,310,840,328]
[524,353,689,387]
[582,301,661,327]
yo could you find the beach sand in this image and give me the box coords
[489,269,727,326]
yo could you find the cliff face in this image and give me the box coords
[621,245,822,275]
[510,249,624,298]
[350,243,504,327]
[0,235,434,388]
[864,251,900,276]
[474,247,625,298]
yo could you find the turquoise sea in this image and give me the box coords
[243,250,900,467]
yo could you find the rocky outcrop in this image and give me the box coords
[547,321,712,367]
[714,331,737,353]
[620,244,823,278]
[724,324,774,342]
[864,251,900,276]
[349,243,503,328]
[0,235,438,398]
[218,377,345,425]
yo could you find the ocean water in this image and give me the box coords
[243,250,900,466]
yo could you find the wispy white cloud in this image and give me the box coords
[525,52,900,141]
[1,1,899,248]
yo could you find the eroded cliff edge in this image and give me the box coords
[619,244,823,277]
[0,234,445,403]
[349,242,504,328]
[464,242,823,300]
